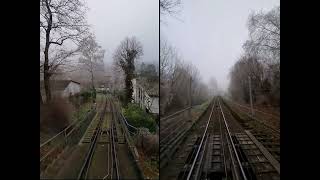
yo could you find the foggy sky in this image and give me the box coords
[86,0,159,67]
[161,0,279,91]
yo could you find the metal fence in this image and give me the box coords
[40,109,97,173]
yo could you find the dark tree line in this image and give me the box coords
[160,40,210,115]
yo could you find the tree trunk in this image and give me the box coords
[91,70,95,91]
[125,73,133,106]
[91,71,96,103]
[44,69,51,102]
[40,90,43,104]
[43,0,52,103]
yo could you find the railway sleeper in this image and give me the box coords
[234,133,280,179]
[232,135,258,180]
[176,137,202,179]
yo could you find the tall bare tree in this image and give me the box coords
[78,35,105,93]
[40,0,89,102]
[113,37,143,106]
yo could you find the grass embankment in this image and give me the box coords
[123,103,157,133]
[71,102,92,123]
[191,100,211,122]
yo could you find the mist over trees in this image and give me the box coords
[208,77,219,97]
[160,40,209,115]
[228,6,280,106]
[78,34,105,92]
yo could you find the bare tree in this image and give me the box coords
[78,35,105,93]
[160,0,182,22]
[40,0,89,102]
[113,37,143,106]
[229,55,265,103]
[160,40,209,114]
[244,6,280,65]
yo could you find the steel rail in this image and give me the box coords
[225,131,241,180]
[218,108,229,180]
[218,99,248,180]
[77,117,103,179]
[186,100,216,180]
[160,113,188,135]
[193,135,208,179]
[77,97,107,180]
[160,106,192,121]
[160,119,188,145]
[110,100,120,180]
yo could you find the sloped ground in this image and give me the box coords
[138,149,159,179]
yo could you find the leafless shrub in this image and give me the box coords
[135,134,159,156]
[40,97,74,133]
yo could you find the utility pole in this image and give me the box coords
[248,76,254,116]
[188,77,192,121]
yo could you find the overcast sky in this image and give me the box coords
[86,0,159,67]
[161,0,279,91]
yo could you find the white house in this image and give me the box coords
[40,80,81,101]
[132,79,159,115]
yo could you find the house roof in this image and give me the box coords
[40,80,80,91]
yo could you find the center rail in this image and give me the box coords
[109,99,120,180]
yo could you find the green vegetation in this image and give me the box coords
[69,91,92,104]
[123,103,157,133]
[72,102,92,122]
[114,90,126,105]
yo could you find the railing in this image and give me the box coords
[40,109,97,173]
[111,98,146,179]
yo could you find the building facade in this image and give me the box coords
[132,79,159,115]
[40,80,81,101]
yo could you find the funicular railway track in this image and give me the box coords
[40,94,142,179]
[77,95,120,180]
[161,97,280,180]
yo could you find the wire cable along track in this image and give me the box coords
[162,97,280,180]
